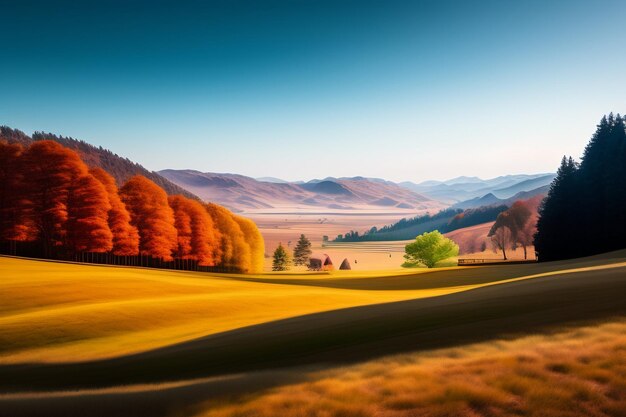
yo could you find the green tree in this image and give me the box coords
[292,234,312,266]
[272,242,291,271]
[403,231,459,268]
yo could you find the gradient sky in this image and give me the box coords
[1,0,625,182]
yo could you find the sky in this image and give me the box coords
[1,0,625,183]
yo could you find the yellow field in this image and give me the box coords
[1,252,626,417]
[0,257,475,363]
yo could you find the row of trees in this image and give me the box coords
[0,140,264,272]
[534,114,626,261]
[488,200,537,260]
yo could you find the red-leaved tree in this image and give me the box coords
[21,141,90,255]
[169,195,221,266]
[0,141,35,241]
[120,175,178,261]
[90,168,139,256]
[66,174,113,253]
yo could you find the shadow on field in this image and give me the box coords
[2,256,626,401]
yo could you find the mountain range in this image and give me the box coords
[159,170,443,213]
[1,125,553,214]
[400,173,555,204]
[160,170,553,213]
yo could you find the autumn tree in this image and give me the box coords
[403,231,459,268]
[169,195,221,266]
[489,200,536,259]
[0,141,33,241]
[205,203,251,272]
[293,234,312,266]
[233,215,265,273]
[272,243,291,271]
[21,141,89,255]
[90,168,139,256]
[120,175,178,261]
[490,225,513,260]
[66,174,113,253]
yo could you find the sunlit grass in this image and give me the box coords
[199,319,626,417]
[2,256,625,365]
[0,257,475,363]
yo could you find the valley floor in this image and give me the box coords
[1,251,626,416]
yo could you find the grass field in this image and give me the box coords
[1,251,626,416]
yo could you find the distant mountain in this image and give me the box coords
[491,174,556,199]
[401,173,555,204]
[159,170,443,213]
[452,184,550,210]
[1,126,198,200]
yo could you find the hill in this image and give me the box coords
[335,204,508,242]
[159,170,442,213]
[0,126,198,200]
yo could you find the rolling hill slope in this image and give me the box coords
[1,251,625,394]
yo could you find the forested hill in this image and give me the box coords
[0,126,198,200]
[335,204,508,242]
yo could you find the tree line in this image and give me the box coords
[534,113,626,261]
[0,140,264,273]
[334,205,507,242]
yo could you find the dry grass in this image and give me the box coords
[198,320,626,417]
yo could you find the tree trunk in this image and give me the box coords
[502,247,507,260]
[523,245,527,260]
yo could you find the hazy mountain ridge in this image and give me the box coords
[159,170,440,212]
[400,173,555,204]
[451,185,551,210]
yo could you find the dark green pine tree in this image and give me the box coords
[272,243,291,271]
[534,156,579,261]
[577,113,626,255]
[292,234,312,266]
[535,113,626,261]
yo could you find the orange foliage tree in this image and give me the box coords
[0,141,33,241]
[20,141,90,254]
[120,175,178,261]
[66,174,113,253]
[204,202,251,272]
[168,195,221,266]
[233,214,265,273]
[90,168,139,256]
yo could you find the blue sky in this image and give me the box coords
[1,0,625,182]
